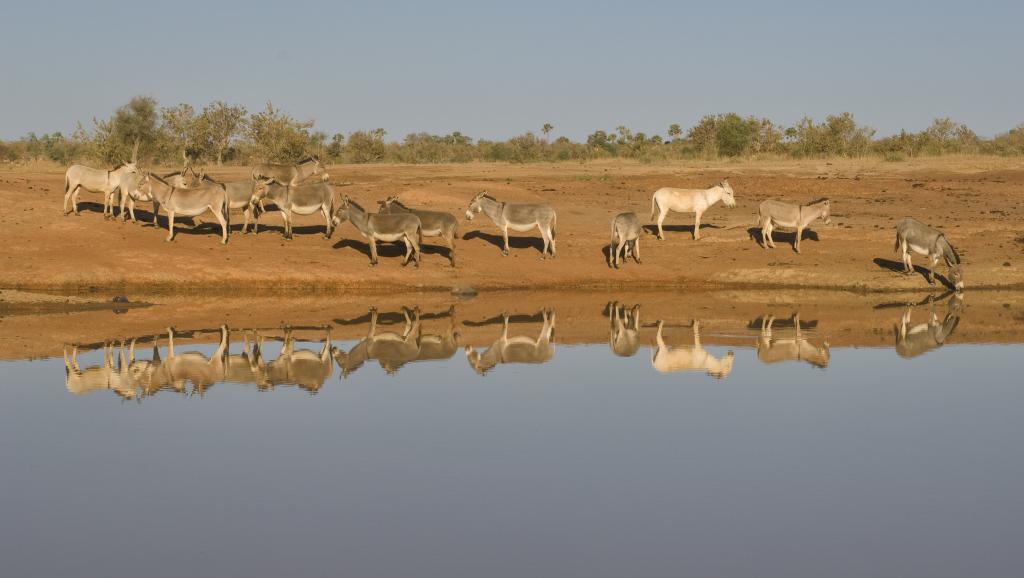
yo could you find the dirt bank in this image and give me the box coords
[1,157,1022,294]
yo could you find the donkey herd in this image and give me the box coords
[61,150,965,291]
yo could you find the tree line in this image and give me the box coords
[2,96,1023,166]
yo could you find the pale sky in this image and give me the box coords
[1,0,1021,140]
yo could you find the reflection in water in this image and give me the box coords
[651,320,735,379]
[754,313,830,368]
[254,327,334,392]
[57,293,979,398]
[607,301,642,357]
[464,309,556,375]
[895,293,963,359]
[332,307,460,377]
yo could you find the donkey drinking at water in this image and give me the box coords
[251,179,336,239]
[465,191,557,258]
[650,179,736,240]
[609,212,642,268]
[894,217,964,291]
[378,196,459,266]
[139,173,230,244]
[333,196,422,267]
[757,198,831,253]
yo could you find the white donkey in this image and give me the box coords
[650,179,736,240]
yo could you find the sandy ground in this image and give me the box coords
[3,289,1023,361]
[1,157,1022,293]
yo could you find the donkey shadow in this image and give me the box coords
[872,258,957,291]
[463,230,545,254]
[462,312,546,326]
[642,223,720,237]
[332,238,408,259]
[747,227,819,250]
[248,223,331,238]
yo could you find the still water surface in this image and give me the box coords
[1,297,1021,578]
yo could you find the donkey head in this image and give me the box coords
[465,191,487,220]
[949,264,964,292]
[719,179,737,208]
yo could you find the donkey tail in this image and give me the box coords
[894,231,901,254]
[551,212,556,240]
[650,194,659,221]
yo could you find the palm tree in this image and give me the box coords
[542,123,554,141]
[668,124,682,141]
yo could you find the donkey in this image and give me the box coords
[139,173,230,244]
[252,156,325,187]
[333,196,422,267]
[465,309,556,375]
[116,170,156,225]
[756,313,830,368]
[895,293,963,359]
[251,179,336,239]
[895,218,964,291]
[758,198,831,253]
[650,179,736,240]
[465,191,557,258]
[221,179,263,234]
[63,141,140,217]
[651,320,735,379]
[609,212,642,268]
[607,302,642,357]
[378,196,459,266]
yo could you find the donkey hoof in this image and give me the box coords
[501,250,509,256]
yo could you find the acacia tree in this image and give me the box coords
[542,123,553,141]
[198,101,247,165]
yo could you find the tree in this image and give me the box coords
[346,129,387,163]
[159,103,198,164]
[542,123,554,141]
[667,124,682,141]
[246,102,315,163]
[198,101,247,165]
[93,96,160,164]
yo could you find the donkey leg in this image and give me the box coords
[633,237,641,264]
[794,227,802,253]
[72,189,82,215]
[693,211,702,240]
[369,239,379,266]
[411,234,421,268]
[656,211,666,240]
[322,206,333,239]
[166,212,175,242]
[501,227,510,256]
[214,209,228,245]
[62,185,75,216]
[447,232,456,267]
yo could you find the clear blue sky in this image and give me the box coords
[2,0,1020,140]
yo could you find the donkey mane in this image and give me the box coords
[477,192,497,201]
[388,198,410,209]
[942,236,961,264]
[345,197,366,213]
[297,155,320,164]
[807,197,830,206]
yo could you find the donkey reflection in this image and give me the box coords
[159,326,228,396]
[332,307,461,377]
[755,313,830,368]
[651,320,734,379]
[254,327,334,393]
[64,341,138,399]
[465,309,556,375]
[894,293,963,359]
[606,302,642,357]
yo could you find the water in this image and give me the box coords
[1,296,1022,578]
